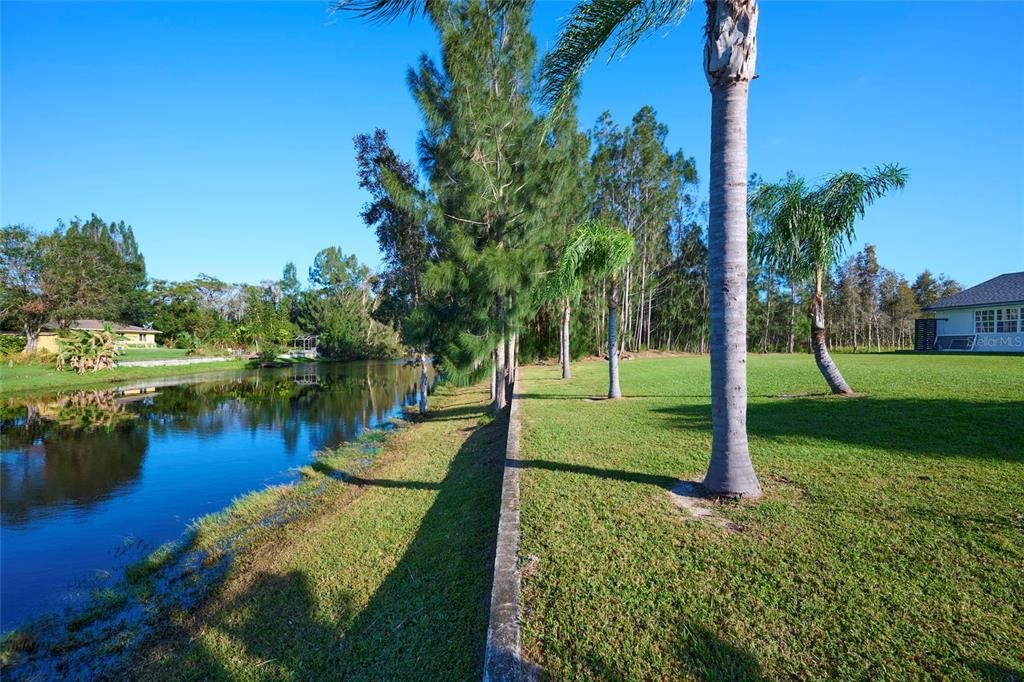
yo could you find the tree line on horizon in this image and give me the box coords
[0,215,402,359]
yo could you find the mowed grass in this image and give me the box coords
[517,353,1023,680]
[126,384,505,680]
[0,358,247,398]
[117,347,192,362]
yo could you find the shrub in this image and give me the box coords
[56,327,120,373]
[0,335,26,356]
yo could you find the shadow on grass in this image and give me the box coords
[421,402,492,421]
[675,623,765,681]
[653,398,1024,462]
[514,459,678,489]
[133,406,506,680]
[520,393,710,401]
[331,415,504,678]
[963,659,1024,681]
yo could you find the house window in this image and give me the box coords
[996,308,1019,333]
[975,309,995,333]
[138,333,146,342]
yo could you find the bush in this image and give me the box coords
[0,335,26,356]
[56,328,120,373]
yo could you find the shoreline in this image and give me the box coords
[1,382,504,680]
[0,358,251,399]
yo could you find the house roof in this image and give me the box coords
[924,272,1024,311]
[42,319,162,334]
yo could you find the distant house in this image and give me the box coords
[916,272,1024,352]
[35,320,162,354]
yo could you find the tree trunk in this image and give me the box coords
[811,283,853,395]
[561,302,572,379]
[646,285,654,350]
[762,266,774,353]
[418,352,428,415]
[507,330,517,397]
[490,351,497,402]
[493,295,507,415]
[494,337,506,416]
[23,324,39,353]
[788,283,796,353]
[607,278,622,399]
[702,0,761,498]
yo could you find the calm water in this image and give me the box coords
[0,361,432,629]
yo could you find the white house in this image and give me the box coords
[918,272,1024,353]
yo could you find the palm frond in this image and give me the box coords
[553,218,635,299]
[332,0,425,23]
[540,0,693,116]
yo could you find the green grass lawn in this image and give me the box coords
[117,347,193,362]
[127,384,505,680]
[518,353,1023,680]
[0,358,248,398]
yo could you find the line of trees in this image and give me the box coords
[0,215,146,352]
[1,216,402,359]
[343,0,969,498]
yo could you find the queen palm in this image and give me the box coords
[343,0,762,496]
[542,0,761,497]
[750,165,908,394]
[554,220,634,398]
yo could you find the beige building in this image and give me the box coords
[35,320,161,354]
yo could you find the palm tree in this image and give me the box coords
[342,0,762,496]
[751,164,908,394]
[542,0,761,497]
[554,220,634,398]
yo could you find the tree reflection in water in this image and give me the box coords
[0,360,434,535]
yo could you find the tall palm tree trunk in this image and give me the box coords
[561,301,572,379]
[702,0,761,498]
[788,283,796,353]
[810,277,853,395]
[607,277,622,399]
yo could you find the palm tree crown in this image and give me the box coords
[553,219,635,295]
[540,0,694,117]
[751,164,909,282]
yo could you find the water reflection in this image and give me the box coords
[0,360,433,628]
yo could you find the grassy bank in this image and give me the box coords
[123,383,504,680]
[0,358,247,398]
[117,347,192,362]
[517,353,1023,679]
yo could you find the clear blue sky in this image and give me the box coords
[3,1,1022,288]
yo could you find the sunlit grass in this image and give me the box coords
[126,383,505,680]
[0,359,249,397]
[518,353,1024,679]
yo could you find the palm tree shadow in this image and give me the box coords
[330,414,506,678]
[132,402,506,680]
[963,659,1023,681]
[652,397,1024,462]
[674,622,765,681]
[513,458,678,490]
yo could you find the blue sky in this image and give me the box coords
[3,1,1022,288]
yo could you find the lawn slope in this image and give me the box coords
[518,353,1023,680]
[128,384,505,680]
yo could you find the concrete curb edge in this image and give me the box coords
[482,376,523,682]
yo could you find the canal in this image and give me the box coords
[0,360,432,629]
